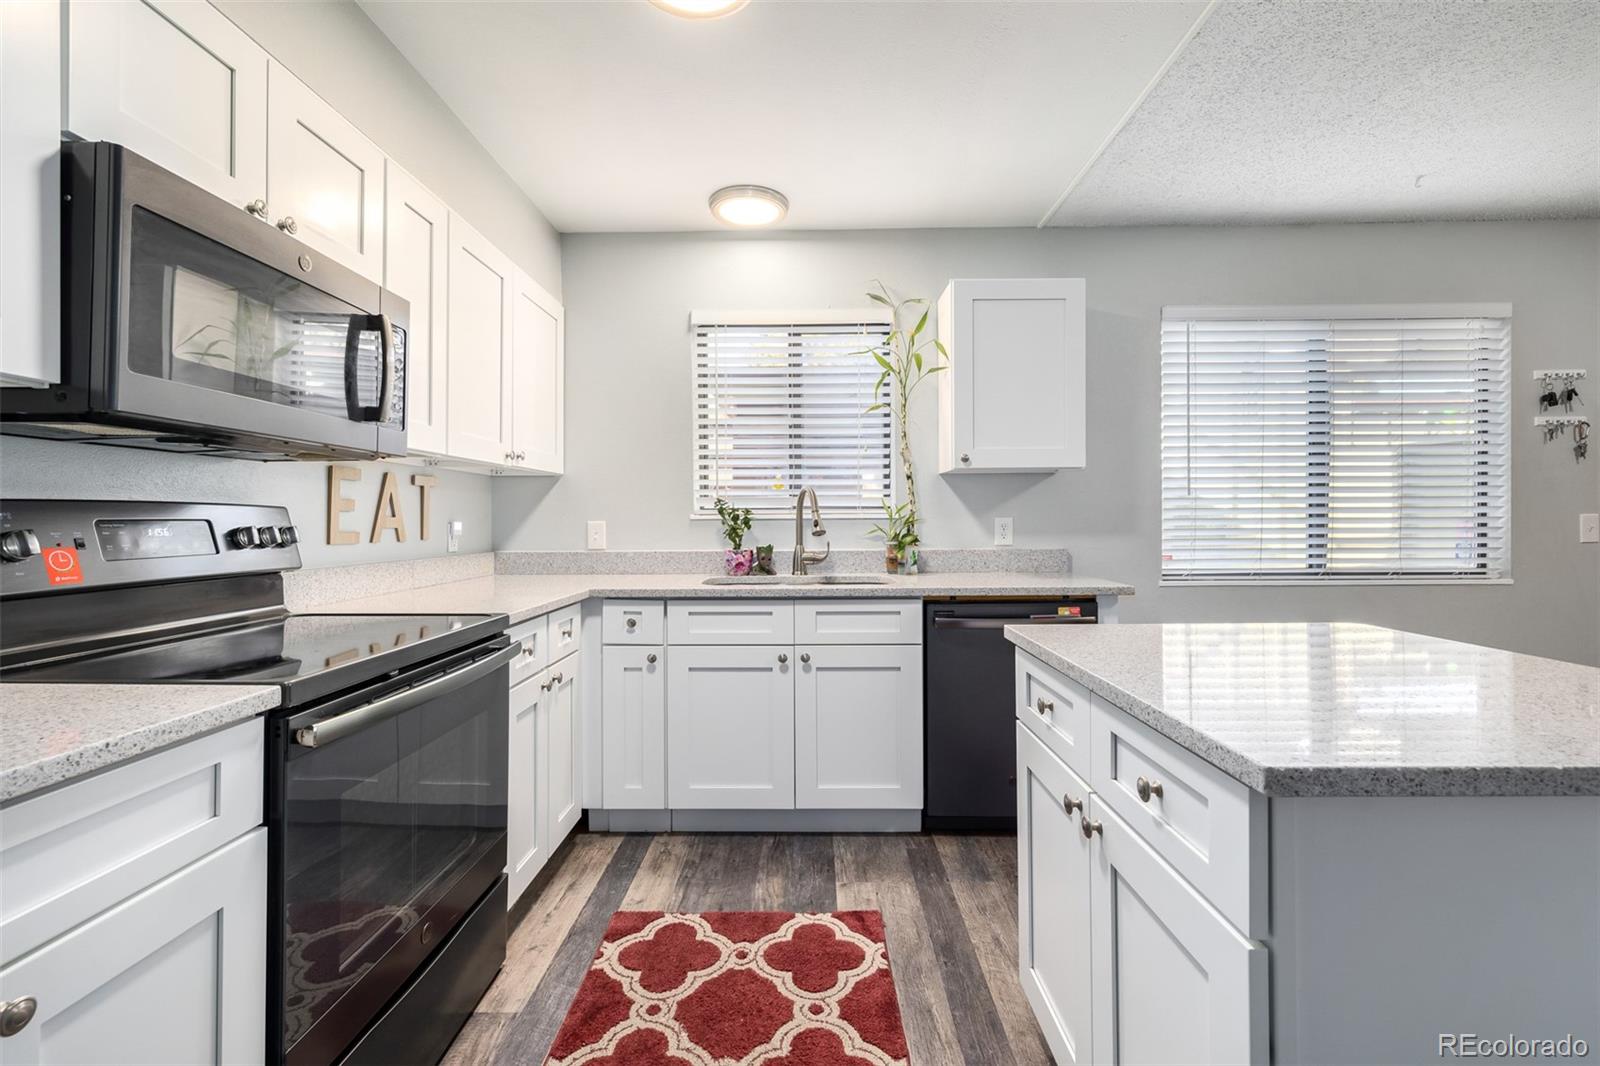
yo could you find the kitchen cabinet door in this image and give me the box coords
[510,269,565,475]
[66,0,268,210]
[936,278,1086,472]
[446,214,515,465]
[0,829,266,1066]
[602,646,665,809]
[1088,796,1268,1065]
[385,163,449,454]
[667,646,795,810]
[794,644,922,809]
[266,61,385,281]
[545,666,582,847]
[507,676,548,907]
[1016,724,1094,1066]
[1,0,60,387]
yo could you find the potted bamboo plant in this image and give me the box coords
[713,497,755,576]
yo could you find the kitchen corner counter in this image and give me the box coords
[0,683,281,804]
[309,572,1135,625]
[1006,621,1600,797]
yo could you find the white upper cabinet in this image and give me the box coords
[65,0,269,210]
[0,0,61,386]
[510,269,565,475]
[937,278,1087,472]
[446,213,515,465]
[266,61,385,281]
[384,164,450,454]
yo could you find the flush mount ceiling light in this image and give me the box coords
[709,185,788,227]
[650,0,749,18]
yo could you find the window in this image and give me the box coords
[692,311,893,517]
[1160,306,1511,582]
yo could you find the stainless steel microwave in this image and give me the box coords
[1,142,409,459]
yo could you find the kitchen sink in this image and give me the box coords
[701,574,894,586]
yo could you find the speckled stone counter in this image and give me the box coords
[0,684,280,803]
[1006,622,1600,797]
[310,572,1135,625]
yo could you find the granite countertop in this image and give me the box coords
[0,684,281,804]
[312,572,1135,625]
[1006,622,1600,798]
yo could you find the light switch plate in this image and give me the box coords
[587,520,607,550]
[994,517,1014,546]
[447,520,463,553]
[1581,513,1599,544]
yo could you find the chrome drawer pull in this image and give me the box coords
[1080,817,1103,840]
[646,653,657,664]
[1136,776,1164,803]
[625,617,637,629]
[1035,697,1054,715]
[1064,796,1083,816]
[0,997,37,1037]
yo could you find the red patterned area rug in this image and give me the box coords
[544,911,911,1065]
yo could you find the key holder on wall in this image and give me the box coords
[1533,370,1588,462]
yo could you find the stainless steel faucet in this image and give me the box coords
[791,487,831,575]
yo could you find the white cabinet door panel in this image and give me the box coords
[66,0,268,209]
[1089,797,1267,1066]
[667,646,794,810]
[794,645,922,809]
[510,270,564,474]
[1016,724,1094,1066]
[546,667,582,846]
[1,0,61,386]
[507,676,548,907]
[266,62,385,281]
[602,646,665,809]
[446,214,514,464]
[0,829,267,1066]
[384,163,449,454]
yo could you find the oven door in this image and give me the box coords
[83,143,408,458]
[273,639,512,1066]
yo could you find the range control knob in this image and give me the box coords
[0,529,41,562]
[257,526,282,548]
[278,525,299,547]
[227,526,260,550]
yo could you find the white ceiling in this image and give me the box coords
[358,0,1211,231]
[361,0,1600,233]
[1050,0,1600,226]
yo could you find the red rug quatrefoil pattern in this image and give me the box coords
[545,911,911,1065]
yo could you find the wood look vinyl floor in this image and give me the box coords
[446,832,1052,1066]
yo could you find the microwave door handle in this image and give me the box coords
[342,314,390,423]
[291,642,519,748]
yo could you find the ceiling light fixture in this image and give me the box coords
[650,0,749,19]
[709,184,788,227]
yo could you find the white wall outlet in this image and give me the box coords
[447,520,463,553]
[1581,513,1599,544]
[587,520,607,550]
[994,516,1014,546]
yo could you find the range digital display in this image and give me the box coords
[95,519,217,561]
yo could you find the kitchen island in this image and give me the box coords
[1006,622,1599,1066]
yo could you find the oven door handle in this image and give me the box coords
[292,641,518,748]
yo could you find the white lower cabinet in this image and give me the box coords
[546,666,582,843]
[0,828,267,1066]
[667,646,795,809]
[602,645,666,809]
[795,644,922,809]
[506,675,549,907]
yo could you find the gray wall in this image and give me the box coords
[497,221,1600,664]
[214,0,562,297]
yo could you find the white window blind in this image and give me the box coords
[693,314,892,517]
[1160,310,1510,582]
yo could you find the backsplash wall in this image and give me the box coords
[0,437,492,569]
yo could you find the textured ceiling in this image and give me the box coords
[1049,0,1600,226]
[358,0,1210,232]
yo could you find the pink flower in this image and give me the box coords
[725,549,753,576]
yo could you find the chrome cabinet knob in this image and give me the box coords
[960,452,971,464]
[1035,697,1054,715]
[1064,796,1083,816]
[799,652,810,664]
[1081,816,1103,840]
[646,653,657,664]
[777,653,788,664]
[626,617,637,629]
[1136,776,1164,803]
[551,672,562,685]
[276,215,298,235]
[245,198,268,219]
[0,996,37,1038]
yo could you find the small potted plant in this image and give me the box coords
[868,499,920,575]
[713,497,755,576]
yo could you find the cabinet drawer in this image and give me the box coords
[668,601,794,645]
[0,718,264,965]
[1091,701,1266,937]
[603,600,664,644]
[794,600,920,644]
[508,615,548,687]
[548,603,582,664]
[1016,650,1092,780]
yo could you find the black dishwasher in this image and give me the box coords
[924,599,1098,829]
